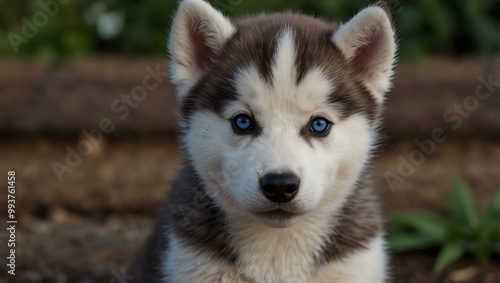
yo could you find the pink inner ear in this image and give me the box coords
[351,28,384,76]
[188,19,215,71]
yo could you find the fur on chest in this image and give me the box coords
[163,224,386,283]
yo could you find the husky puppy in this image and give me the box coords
[129,0,397,282]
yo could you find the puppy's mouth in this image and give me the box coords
[257,209,300,220]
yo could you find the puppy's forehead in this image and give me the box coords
[233,13,340,84]
[181,13,377,122]
[230,29,335,118]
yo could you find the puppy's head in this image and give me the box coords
[169,0,396,228]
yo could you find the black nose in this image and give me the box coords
[260,172,300,203]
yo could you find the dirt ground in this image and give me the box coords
[1,137,499,283]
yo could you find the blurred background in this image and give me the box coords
[0,0,499,282]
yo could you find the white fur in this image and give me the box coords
[163,234,245,283]
[164,233,386,283]
[316,235,387,283]
[333,7,396,102]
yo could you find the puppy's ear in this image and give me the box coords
[169,0,235,97]
[332,3,396,102]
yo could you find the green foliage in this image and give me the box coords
[395,0,500,59]
[0,0,498,58]
[388,177,500,275]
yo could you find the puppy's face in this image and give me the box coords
[169,0,396,228]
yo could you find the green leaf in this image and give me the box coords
[389,233,441,253]
[446,222,468,239]
[450,177,479,231]
[483,191,500,221]
[433,241,466,275]
[476,208,500,262]
[476,225,492,262]
[390,212,447,241]
[491,222,500,238]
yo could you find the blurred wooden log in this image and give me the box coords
[384,57,500,141]
[0,58,178,138]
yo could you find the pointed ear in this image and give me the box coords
[169,0,236,94]
[332,3,397,101]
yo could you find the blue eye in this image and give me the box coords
[310,117,330,134]
[233,114,253,132]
